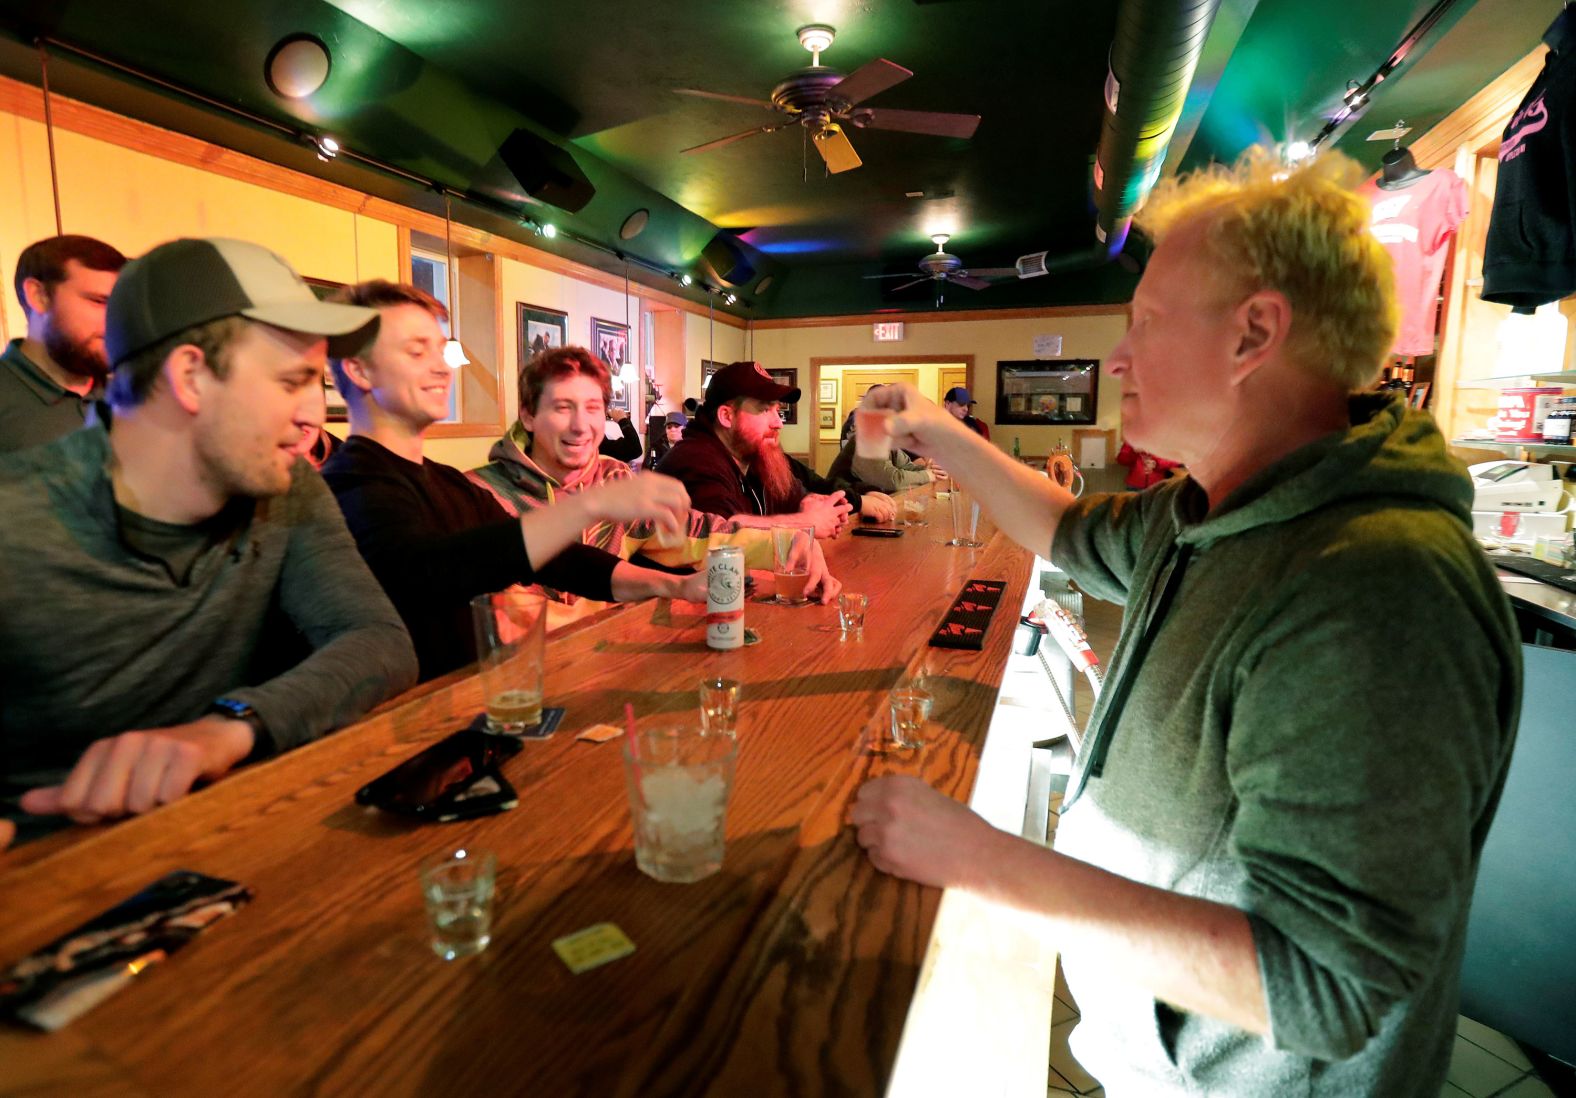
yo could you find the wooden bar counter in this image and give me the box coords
[0,488,1041,1097]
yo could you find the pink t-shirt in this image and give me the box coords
[1360,170,1468,356]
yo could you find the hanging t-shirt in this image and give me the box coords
[1360,170,1468,356]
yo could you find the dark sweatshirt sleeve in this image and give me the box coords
[328,469,541,603]
[790,454,858,510]
[599,421,643,463]
[1226,533,1519,1060]
[658,446,752,518]
[226,470,418,752]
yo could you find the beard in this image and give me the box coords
[42,318,108,381]
[751,436,800,511]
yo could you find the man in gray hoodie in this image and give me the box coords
[850,152,1520,1096]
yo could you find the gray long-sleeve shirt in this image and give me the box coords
[0,426,418,835]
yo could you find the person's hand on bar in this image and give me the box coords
[799,491,853,538]
[804,538,842,604]
[859,491,897,523]
[19,717,256,826]
[850,774,997,889]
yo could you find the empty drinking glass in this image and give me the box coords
[698,676,740,737]
[837,592,868,639]
[420,848,498,960]
[947,486,983,548]
[888,687,934,749]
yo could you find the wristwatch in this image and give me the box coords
[208,698,272,763]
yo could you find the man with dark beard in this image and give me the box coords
[0,235,127,453]
[656,360,896,533]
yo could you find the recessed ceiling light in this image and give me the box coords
[265,34,332,99]
[680,273,693,286]
[620,209,650,240]
[755,275,774,294]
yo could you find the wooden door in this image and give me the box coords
[838,368,920,427]
[938,366,968,405]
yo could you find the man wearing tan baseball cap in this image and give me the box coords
[0,238,418,848]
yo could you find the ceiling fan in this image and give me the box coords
[865,235,1019,304]
[675,24,980,174]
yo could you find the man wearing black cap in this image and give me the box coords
[0,238,418,846]
[657,361,896,532]
[943,386,991,440]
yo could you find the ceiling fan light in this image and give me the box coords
[797,24,836,58]
[931,233,950,248]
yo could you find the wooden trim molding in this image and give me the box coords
[0,74,743,329]
[750,304,1130,331]
[1409,46,1546,169]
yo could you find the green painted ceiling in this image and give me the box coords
[0,0,1554,319]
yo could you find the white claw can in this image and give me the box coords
[706,545,746,650]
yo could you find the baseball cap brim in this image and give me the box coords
[243,300,379,357]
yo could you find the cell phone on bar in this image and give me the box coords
[851,527,903,538]
[355,729,523,820]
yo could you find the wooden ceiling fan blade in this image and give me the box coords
[863,272,924,280]
[827,59,911,107]
[951,274,992,290]
[674,88,775,109]
[858,107,980,139]
[889,277,929,292]
[812,126,862,173]
[962,267,1019,279]
[682,123,784,155]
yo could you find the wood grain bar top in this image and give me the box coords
[0,485,1035,1098]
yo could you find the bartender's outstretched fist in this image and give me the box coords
[866,384,971,457]
[851,775,995,890]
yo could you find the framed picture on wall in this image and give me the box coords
[818,377,838,405]
[305,277,349,421]
[767,368,798,425]
[701,359,727,392]
[592,317,631,410]
[818,405,837,431]
[995,360,1099,426]
[1409,381,1432,409]
[518,303,568,366]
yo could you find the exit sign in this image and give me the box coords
[872,322,906,342]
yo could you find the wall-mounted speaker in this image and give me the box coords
[700,232,756,287]
[498,128,595,214]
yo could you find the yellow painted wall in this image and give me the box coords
[750,311,1129,461]
[0,107,399,344]
[684,309,747,403]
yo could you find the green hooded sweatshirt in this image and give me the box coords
[1049,393,1521,1096]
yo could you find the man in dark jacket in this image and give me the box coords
[656,361,895,534]
[321,282,696,680]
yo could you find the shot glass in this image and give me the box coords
[888,687,934,749]
[698,676,741,738]
[470,589,547,734]
[900,495,927,527]
[622,725,737,883]
[837,592,868,639]
[854,407,894,461]
[420,848,498,961]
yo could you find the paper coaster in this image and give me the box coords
[552,922,636,974]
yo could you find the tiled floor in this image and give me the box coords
[1044,594,1570,1098]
